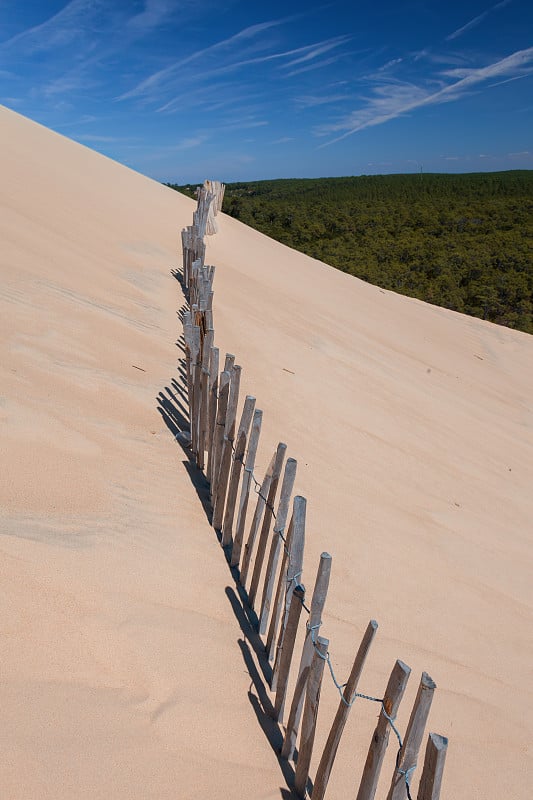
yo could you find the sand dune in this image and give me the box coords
[1,104,532,800]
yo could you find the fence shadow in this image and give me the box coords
[160,185,448,800]
[226,586,305,799]
[157,380,212,526]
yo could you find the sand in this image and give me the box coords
[1,104,532,800]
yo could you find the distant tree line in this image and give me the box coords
[166,172,533,334]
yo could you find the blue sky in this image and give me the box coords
[1,0,532,182]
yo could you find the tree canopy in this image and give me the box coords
[167,172,533,334]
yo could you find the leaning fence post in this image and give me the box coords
[282,552,332,760]
[248,442,287,609]
[274,584,305,721]
[230,408,262,567]
[356,660,411,800]
[222,395,256,545]
[206,345,219,481]
[211,353,234,496]
[197,327,213,470]
[213,363,241,532]
[266,514,293,661]
[259,457,298,636]
[190,323,201,455]
[294,635,329,799]
[417,733,448,800]
[240,448,277,587]
[312,620,379,800]
[386,673,436,800]
[271,495,306,692]
[210,369,230,503]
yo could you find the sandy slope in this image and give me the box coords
[1,104,532,800]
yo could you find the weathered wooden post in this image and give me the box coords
[206,345,219,480]
[230,408,262,567]
[273,582,306,721]
[197,327,213,470]
[294,635,329,799]
[248,442,287,608]
[210,369,230,503]
[210,353,234,496]
[312,620,379,800]
[240,449,277,587]
[282,552,332,760]
[417,733,448,800]
[356,660,411,800]
[213,363,241,531]
[222,395,256,545]
[190,322,201,456]
[259,457,297,636]
[266,514,293,660]
[271,495,306,692]
[386,673,436,800]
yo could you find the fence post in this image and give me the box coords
[210,369,230,502]
[240,449,277,587]
[271,495,306,692]
[206,345,219,481]
[282,552,332,760]
[248,442,287,609]
[294,635,329,799]
[259,457,298,636]
[417,733,448,800]
[312,620,379,800]
[190,322,201,456]
[356,660,411,800]
[266,514,293,661]
[231,408,262,567]
[197,327,213,470]
[222,395,256,545]
[211,353,234,496]
[213,363,241,532]
[386,673,436,800]
[274,584,305,721]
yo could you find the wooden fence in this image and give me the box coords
[179,180,449,800]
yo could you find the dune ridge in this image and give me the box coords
[1,104,532,800]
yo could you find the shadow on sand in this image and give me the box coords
[157,266,307,799]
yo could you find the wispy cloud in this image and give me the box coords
[318,45,533,145]
[446,0,512,41]
[286,53,350,78]
[377,57,403,72]
[295,93,352,109]
[126,0,178,32]
[119,31,351,104]
[218,118,269,132]
[77,134,137,143]
[283,35,350,67]
[42,74,95,97]
[118,18,292,101]
[140,134,210,161]
[0,0,102,55]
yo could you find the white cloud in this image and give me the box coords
[118,17,292,101]
[0,0,103,55]
[446,0,512,41]
[295,93,351,109]
[285,53,349,78]
[318,46,533,146]
[282,35,350,68]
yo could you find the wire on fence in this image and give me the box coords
[183,245,415,800]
